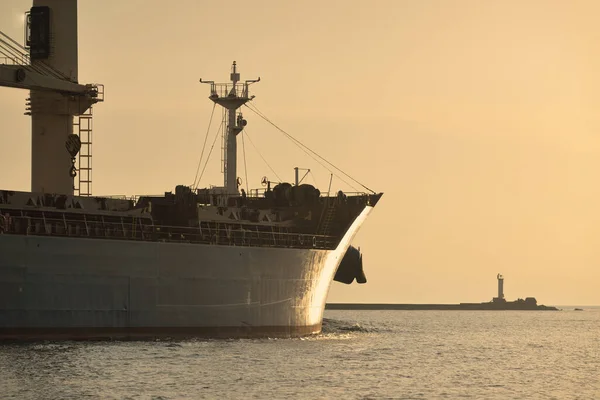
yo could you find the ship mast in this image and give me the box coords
[200,62,259,195]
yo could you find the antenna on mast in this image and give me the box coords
[200,62,260,195]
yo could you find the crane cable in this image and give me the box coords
[194,118,224,191]
[244,103,374,194]
[242,128,282,182]
[192,103,216,188]
[245,102,365,193]
[244,103,341,185]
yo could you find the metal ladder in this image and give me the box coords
[74,107,93,196]
[318,202,337,236]
[220,108,227,174]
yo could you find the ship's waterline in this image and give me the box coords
[0,206,373,340]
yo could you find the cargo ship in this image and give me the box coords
[0,1,381,339]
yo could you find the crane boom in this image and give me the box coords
[0,64,99,97]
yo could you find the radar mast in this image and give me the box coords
[200,62,260,195]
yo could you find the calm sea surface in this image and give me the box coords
[1,308,599,399]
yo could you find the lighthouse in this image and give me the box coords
[493,273,505,302]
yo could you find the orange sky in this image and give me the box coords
[1,0,599,305]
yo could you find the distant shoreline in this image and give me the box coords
[325,303,559,311]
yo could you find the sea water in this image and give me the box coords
[1,308,598,399]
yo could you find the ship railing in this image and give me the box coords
[248,188,266,198]
[1,215,338,250]
[88,83,104,102]
[97,189,369,203]
[208,82,250,99]
[99,194,164,205]
[0,55,27,65]
[248,187,368,197]
[246,188,369,199]
[327,191,370,197]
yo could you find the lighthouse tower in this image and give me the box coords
[493,273,505,303]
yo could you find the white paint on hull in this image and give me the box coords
[307,205,373,325]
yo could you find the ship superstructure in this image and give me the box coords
[0,1,381,339]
